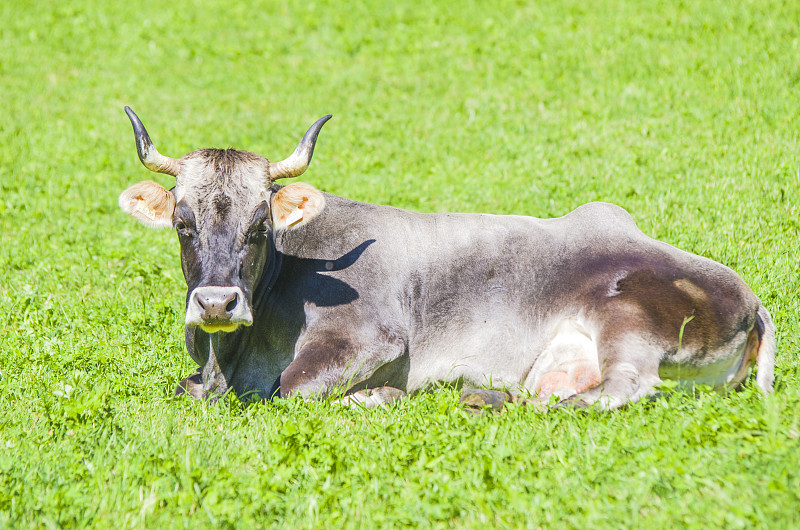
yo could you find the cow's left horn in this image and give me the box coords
[268,115,332,181]
[124,106,181,177]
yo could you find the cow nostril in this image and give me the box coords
[225,293,238,313]
[188,287,249,328]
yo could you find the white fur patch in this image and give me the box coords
[135,200,156,221]
[524,317,600,397]
[286,207,304,227]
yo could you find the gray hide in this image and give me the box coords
[191,195,775,408]
[120,110,775,410]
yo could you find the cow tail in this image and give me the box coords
[754,304,776,393]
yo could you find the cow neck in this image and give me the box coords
[252,187,285,310]
[253,233,282,311]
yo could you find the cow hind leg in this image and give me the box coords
[755,305,776,393]
[523,317,602,406]
[535,359,602,401]
[556,334,664,411]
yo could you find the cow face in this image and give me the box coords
[119,107,329,334]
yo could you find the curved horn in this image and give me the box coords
[268,115,332,181]
[124,106,181,177]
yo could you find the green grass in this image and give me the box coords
[2,0,800,527]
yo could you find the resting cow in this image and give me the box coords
[118,107,775,409]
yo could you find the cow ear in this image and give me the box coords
[271,182,326,231]
[119,181,176,228]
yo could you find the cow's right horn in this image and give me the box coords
[268,115,332,181]
[124,106,181,177]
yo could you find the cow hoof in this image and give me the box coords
[511,395,550,411]
[552,395,592,411]
[460,389,512,412]
[334,386,407,408]
[367,386,407,406]
[175,372,204,400]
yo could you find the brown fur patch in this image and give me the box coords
[672,278,710,305]
[613,270,719,352]
[280,334,353,397]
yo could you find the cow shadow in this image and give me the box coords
[280,239,376,308]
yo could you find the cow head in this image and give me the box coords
[119,106,330,335]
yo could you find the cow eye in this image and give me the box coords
[175,222,193,237]
[248,223,268,242]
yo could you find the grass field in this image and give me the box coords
[2,0,800,527]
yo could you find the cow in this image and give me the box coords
[118,106,775,410]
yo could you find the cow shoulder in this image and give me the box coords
[568,201,636,225]
[557,201,643,239]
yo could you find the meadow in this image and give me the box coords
[1,0,800,527]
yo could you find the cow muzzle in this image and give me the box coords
[186,286,253,333]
